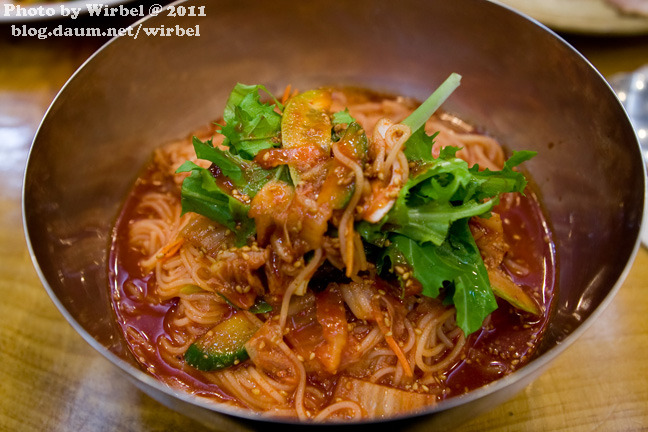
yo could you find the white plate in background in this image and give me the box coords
[493,0,648,35]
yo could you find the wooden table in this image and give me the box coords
[1,9,647,431]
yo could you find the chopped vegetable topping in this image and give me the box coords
[184,312,260,371]
[176,75,538,338]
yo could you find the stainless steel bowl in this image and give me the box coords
[23,0,644,430]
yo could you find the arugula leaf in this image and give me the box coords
[176,84,288,246]
[403,128,439,163]
[383,222,498,336]
[218,83,283,159]
[390,199,496,246]
[360,145,535,335]
[176,162,255,245]
[384,149,533,246]
[468,150,537,201]
[192,137,243,183]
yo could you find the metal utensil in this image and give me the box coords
[609,65,648,247]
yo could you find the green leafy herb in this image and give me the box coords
[365,147,534,335]
[366,145,535,335]
[176,82,289,245]
[367,147,536,248]
[403,128,440,163]
[176,160,255,245]
[382,222,497,335]
[174,77,538,337]
[191,137,244,183]
[332,108,356,126]
[177,134,281,245]
[218,83,283,159]
[331,108,358,142]
[358,73,535,336]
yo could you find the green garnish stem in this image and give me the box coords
[401,73,462,132]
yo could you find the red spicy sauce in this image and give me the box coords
[109,92,556,408]
[109,175,236,402]
[110,180,555,404]
[444,191,555,396]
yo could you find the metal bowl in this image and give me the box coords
[22,0,644,430]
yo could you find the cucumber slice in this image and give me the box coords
[281,89,332,184]
[184,312,260,371]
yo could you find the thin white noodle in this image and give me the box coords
[381,123,411,179]
[332,142,366,276]
[115,89,522,419]
[279,248,323,331]
[369,365,397,383]
[313,400,364,421]
[354,326,384,353]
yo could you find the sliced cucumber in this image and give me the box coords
[281,89,332,184]
[488,268,540,315]
[184,312,260,371]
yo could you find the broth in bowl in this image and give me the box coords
[109,81,556,420]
